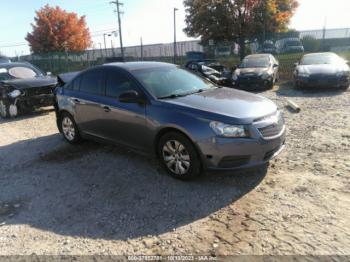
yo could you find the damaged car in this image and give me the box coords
[185,60,234,87]
[294,52,350,89]
[232,54,279,90]
[0,62,57,118]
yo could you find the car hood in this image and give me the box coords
[163,87,277,123]
[236,67,269,76]
[1,77,57,89]
[297,64,349,75]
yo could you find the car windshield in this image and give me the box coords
[0,65,43,81]
[133,66,216,99]
[300,54,343,65]
[240,57,270,68]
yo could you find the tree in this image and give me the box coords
[26,5,91,54]
[184,0,299,59]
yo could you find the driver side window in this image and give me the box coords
[105,70,139,98]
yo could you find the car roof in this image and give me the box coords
[103,61,176,72]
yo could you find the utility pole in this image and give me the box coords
[111,0,125,61]
[103,33,108,57]
[173,8,178,64]
[140,37,143,61]
[98,43,103,58]
[322,16,327,51]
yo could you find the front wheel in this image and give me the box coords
[0,100,18,118]
[59,112,82,144]
[158,132,202,180]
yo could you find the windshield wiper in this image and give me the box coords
[158,89,205,99]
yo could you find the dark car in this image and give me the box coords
[55,62,286,180]
[0,56,11,64]
[276,38,304,54]
[259,40,277,54]
[233,54,279,90]
[185,59,233,87]
[294,52,350,89]
[0,62,57,118]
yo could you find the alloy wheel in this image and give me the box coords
[62,116,76,141]
[162,140,191,175]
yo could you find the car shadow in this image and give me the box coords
[275,81,349,98]
[0,134,268,240]
[0,107,55,124]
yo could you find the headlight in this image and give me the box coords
[210,121,247,138]
[8,90,22,98]
[261,72,270,80]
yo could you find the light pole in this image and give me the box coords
[103,33,108,57]
[173,7,178,64]
[98,43,103,57]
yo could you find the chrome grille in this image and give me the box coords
[255,112,285,139]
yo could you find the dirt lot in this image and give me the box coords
[0,83,349,256]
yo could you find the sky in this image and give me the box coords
[0,0,350,57]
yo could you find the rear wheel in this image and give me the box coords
[59,112,81,144]
[158,132,202,180]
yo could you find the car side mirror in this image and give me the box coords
[119,90,142,103]
[294,63,299,67]
[47,72,52,76]
[273,64,279,68]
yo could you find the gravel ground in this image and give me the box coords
[0,83,349,256]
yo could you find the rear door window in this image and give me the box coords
[80,68,104,95]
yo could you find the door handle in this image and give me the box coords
[102,105,111,112]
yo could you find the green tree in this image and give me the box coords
[184,0,299,59]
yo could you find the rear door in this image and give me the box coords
[72,67,108,138]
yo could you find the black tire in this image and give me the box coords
[0,99,10,118]
[59,112,82,144]
[157,132,202,180]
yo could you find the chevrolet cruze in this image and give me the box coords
[55,62,286,180]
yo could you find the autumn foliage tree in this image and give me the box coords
[26,5,92,54]
[184,0,299,59]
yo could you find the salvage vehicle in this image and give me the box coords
[294,52,350,89]
[232,54,279,90]
[259,40,277,54]
[276,38,304,54]
[0,62,57,118]
[185,60,234,87]
[55,62,286,180]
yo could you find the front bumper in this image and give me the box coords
[17,94,54,109]
[235,76,272,90]
[296,75,350,88]
[197,116,286,170]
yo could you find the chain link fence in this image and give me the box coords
[13,28,350,81]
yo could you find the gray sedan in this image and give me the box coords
[294,52,350,89]
[55,62,286,180]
